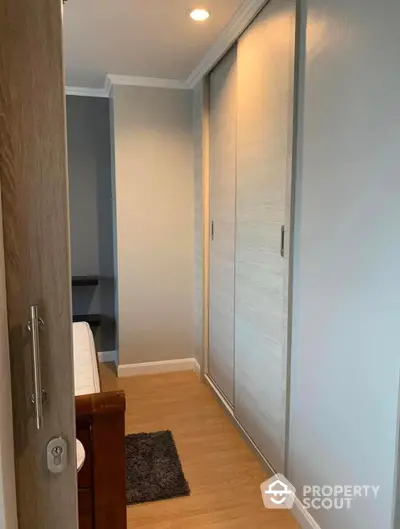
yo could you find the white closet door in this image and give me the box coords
[208,46,237,404]
[235,0,296,471]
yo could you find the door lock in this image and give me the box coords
[47,437,68,474]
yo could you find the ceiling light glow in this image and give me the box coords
[190,9,210,22]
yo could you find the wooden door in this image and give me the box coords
[0,0,78,528]
[0,197,18,529]
[234,0,296,473]
[208,46,237,405]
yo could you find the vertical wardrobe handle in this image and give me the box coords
[280,225,285,257]
[28,304,45,430]
[211,220,214,241]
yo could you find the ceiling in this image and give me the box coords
[63,0,245,89]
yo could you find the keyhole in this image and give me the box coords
[52,446,63,466]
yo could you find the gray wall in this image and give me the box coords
[288,1,400,528]
[67,96,101,282]
[66,95,115,351]
[111,85,195,366]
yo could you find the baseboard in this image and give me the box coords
[97,350,117,364]
[205,374,320,529]
[193,358,201,375]
[118,358,199,378]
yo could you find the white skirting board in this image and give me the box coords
[205,375,321,529]
[118,358,201,378]
[97,350,118,364]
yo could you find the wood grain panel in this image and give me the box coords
[0,181,17,528]
[91,392,126,529]
[0,0,78,527]
[78,489,94,529]
[235,0,296,473]
[76,426,92,489]
[75,390,126,529]
[208,47,237,404]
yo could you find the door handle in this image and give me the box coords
[28,305,45,430]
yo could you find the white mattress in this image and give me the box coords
[73,322,101,396]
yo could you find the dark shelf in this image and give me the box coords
[73,314,101,328]
[72,275,99,287]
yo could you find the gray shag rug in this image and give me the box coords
[125,430,190,505]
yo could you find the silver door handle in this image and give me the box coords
[28,305,45,430]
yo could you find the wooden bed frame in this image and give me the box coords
[76,390,127,529]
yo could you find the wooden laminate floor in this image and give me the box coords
[100,364,299,529]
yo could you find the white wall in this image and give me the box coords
[112,85,195,366]
[289,1,400,528]
[0,192,18,529]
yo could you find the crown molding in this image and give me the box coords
[65,74,189,98]
[107,74,190,90]
[103,75,112,96]
[65,85,110,98]
[186,0,268,88]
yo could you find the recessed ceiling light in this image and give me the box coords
[190,9,210,22]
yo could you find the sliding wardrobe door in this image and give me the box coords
[208,46,237,404]
[235,0,296,471]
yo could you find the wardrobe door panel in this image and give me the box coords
[235,0,296,471]
[208,46,237,404]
